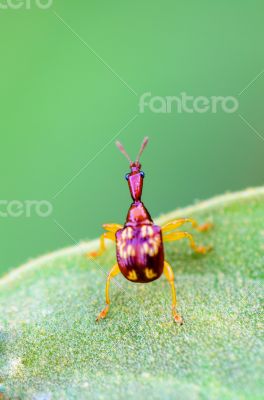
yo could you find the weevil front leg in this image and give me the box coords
[163,231,212,254]
[96,263,120,321]
[87,231,115,258]
[162,218,212,233]
[86,223,122,258]
[163,261,183,325]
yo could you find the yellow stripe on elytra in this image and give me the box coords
[119,227,160,258]
[145,268,157,279]
[147,226,154,236]
[127,270,138,281]
[143,242,149,254]
[140,235,160,257]
[141,225,155,238]
[141,225,147,238]
[127,244,135,257]
[127,227,133,239]
[121,227,133,240]
[148,247,155,257]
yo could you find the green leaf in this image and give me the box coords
[0,188,263,400]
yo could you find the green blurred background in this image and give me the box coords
[0,0,263,275]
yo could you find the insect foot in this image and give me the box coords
[96,305,109,321]
[87,252,95,259]
[86,251,99,259]
[196,222,213,232]
[173,311,184,325]
[196,245,213,254]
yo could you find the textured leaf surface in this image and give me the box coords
[0,188,263,400]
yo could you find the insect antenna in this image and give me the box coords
[136,136,149,162]
[116,140,132,164]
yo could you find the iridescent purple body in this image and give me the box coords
[115,157,164,283]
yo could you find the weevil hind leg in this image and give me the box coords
[163,231,212,254]
[86,223,122,259]
[96,263,120,321]
[163,261,183,325]
[162,218,212,234]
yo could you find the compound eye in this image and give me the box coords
[140,171,145,178]
[125,173,130,181]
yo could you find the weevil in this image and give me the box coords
[88,137,211,324]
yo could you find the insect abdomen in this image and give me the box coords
[116,224,164,283]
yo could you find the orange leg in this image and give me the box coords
[96,263,120,321]
[163,231,212,254]
[103,223,122,233]
[162,218,212,233]
[87,231,115,258]
[163,261,183,324]
[87,223,122,259]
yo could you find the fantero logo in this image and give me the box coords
[139,92,239,114]
[0,200,53,218]
[0,0,53,9]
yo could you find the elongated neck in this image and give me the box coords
[125,201,153,226]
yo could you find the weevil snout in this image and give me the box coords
[126,162,145,201]
[116,137,149,202]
